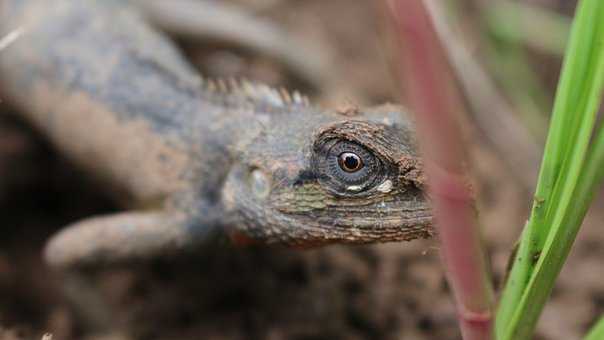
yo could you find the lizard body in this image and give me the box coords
[0,0,433,267]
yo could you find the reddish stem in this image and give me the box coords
[387,1,495,339]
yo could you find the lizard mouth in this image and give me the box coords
[273,190,434,245]
[289,211,434,246]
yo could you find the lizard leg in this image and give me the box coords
[44,210,222,268]
[132,0,328,89]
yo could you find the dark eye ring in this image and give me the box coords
[338,152,364,172]
[313,140,386,194]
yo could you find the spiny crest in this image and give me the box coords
[201,77,310,108]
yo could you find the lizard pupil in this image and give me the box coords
[338,152,363,172]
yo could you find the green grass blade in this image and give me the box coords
[585,316,604,340]
[496,0,604,338]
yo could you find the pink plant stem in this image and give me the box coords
[387,1,495,339]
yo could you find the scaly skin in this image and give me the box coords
[0,0,433,267]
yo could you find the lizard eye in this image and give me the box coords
[338,152,363,172]
[317,140,384,193]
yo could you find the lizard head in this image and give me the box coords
[222,103,433,247]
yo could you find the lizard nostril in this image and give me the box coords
[249,168,271,199]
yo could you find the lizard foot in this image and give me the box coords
[44,211,217,268]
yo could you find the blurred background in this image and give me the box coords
[0,0,601,339]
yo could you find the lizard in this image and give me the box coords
[0,0,433,269]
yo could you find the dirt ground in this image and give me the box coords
[1,1,602,339]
